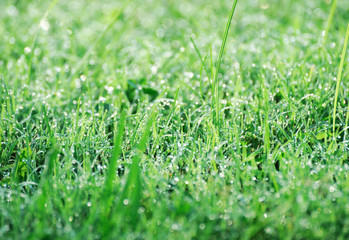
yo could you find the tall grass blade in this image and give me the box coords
[332,23,349,139]
[104,111,126,192]
[214,0,238,126]
[190,37,209,74]
[116,110,155,227]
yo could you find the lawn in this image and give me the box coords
[1,0,349,239]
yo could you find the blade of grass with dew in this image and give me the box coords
[262,74,270,161]
[332,22,349,140]
[104,111,126,193]
[115,110,156,227]
[151,88,179,155]
[214,0,238,127]
[342,99,349,162]
[98,110,126,234]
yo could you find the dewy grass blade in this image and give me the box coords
[104,111,126,192]
[332,23,349,140]
[214,0,238,127]
[262,75,270,161]
[342,100,349,153]
[116,110,156,226]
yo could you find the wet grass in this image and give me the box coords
[1,0,349,239]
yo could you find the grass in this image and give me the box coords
[332,23,349,140]
[0,0,349,239]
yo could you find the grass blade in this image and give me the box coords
[104,111,126,192]
[190,37,209,74]
[332,22,349,140]
[116,110,155,227]
[214,0,238,126]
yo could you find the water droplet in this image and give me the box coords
[329,186,335,192]
[80,75,87,81]
[199,223,206,230]
[40,18,50,31]
[24,47,32,54]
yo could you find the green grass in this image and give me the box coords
[1,0,349,239]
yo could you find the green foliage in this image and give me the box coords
[0,0,349,239]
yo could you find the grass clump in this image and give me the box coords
[1,0,349,239]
